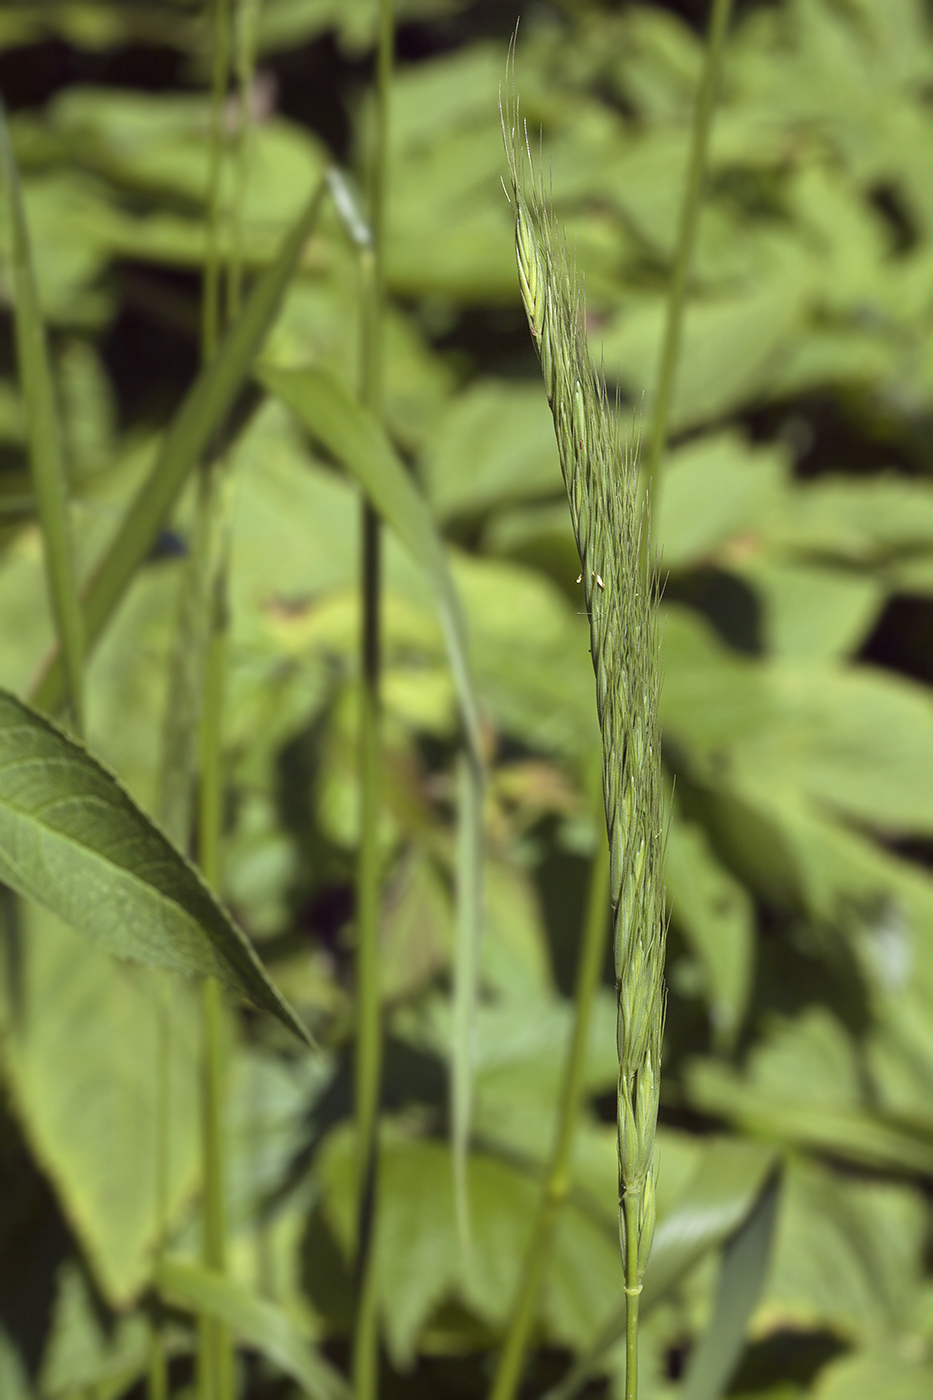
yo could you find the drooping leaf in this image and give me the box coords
[31,178,327,714]
[0,689,310,1043]
[157,1260,349,1400]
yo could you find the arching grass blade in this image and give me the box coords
[0,101,84,734]
[30,179,327,715]
[680,1168,781,1400]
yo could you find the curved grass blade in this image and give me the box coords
[545,1138,775,1400]
[0,689,311,1046]
[30,179,327,715]
[157,1260,350,1400]
[258,364,482,762]
[0,101,84,734]
[680,1169,781,1400]
[259,362,486,1243]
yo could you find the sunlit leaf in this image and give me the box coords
[0,690,310,1043]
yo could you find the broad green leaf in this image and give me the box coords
[738,559,883,660]
[48,88,326,233]
[656,431,787,572]
[158,1260,349,1400]
[601,269,811,433]
[767,476,933,563]
[317,1122,622,1366]
[0,690,310,1043]
[39,1260,152,1397]
[422,379,560,521]
[0,1327,30,1400]
[689,1011,933,1176]
[680,1171,781,1400]
[0,101,84,732]
[31,179,326,715]
[1,902,199,1304]
[454,552,598,763]
[766,1158,927,1341]
[734,662,933,835]
[813,1348,933,1400]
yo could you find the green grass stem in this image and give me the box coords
[0,102,84,736]
[351,6,393,1398]
[202,0,233,365]
[195,3,238,1391]
[642,0,734,516]
[489,831,610,1400]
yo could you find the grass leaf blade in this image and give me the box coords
[680,1169,781,1400]
[0,689,311,1045]
[258,364,483,763]
[260,361,486,1242]
[31,179,327,715]
[0,101,84,733]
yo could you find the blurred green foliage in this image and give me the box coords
[1,1,933,1397]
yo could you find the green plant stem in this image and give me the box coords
[196,3,235,1395]
[199,974,232,1400]
[0,102,84,736]
[203,0,232,364]
[489,833,610,1400]
[642,0,734,515]
[351,5,393,1398]
[623,1189,641,1400]
[148,975,172,1400]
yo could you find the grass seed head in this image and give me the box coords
[503,85,667,1287]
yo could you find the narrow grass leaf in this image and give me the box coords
[259,364,482,762]
[260,362,486,1241]
[545,1138,775,1400]
[31,179,327,715]
[0,101,84,733]
[157,1260,350,1400]
[680,1169,781,1400]
[0,689,311,1045]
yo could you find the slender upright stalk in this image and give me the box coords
[147,973,173,1400]
[0,104,84,736]
[351,5,393,1398]
[622,1190,641,1400]
[504,79,667,1400]
[489,832,610,1400]
[202,0,233,365]
[642,0,734,514]
[195,3,235,1395]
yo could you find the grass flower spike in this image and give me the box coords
[503,90,667,1400]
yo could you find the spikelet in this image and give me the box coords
[502,90,667,1295]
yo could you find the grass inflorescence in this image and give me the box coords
[503,89,667,1400]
